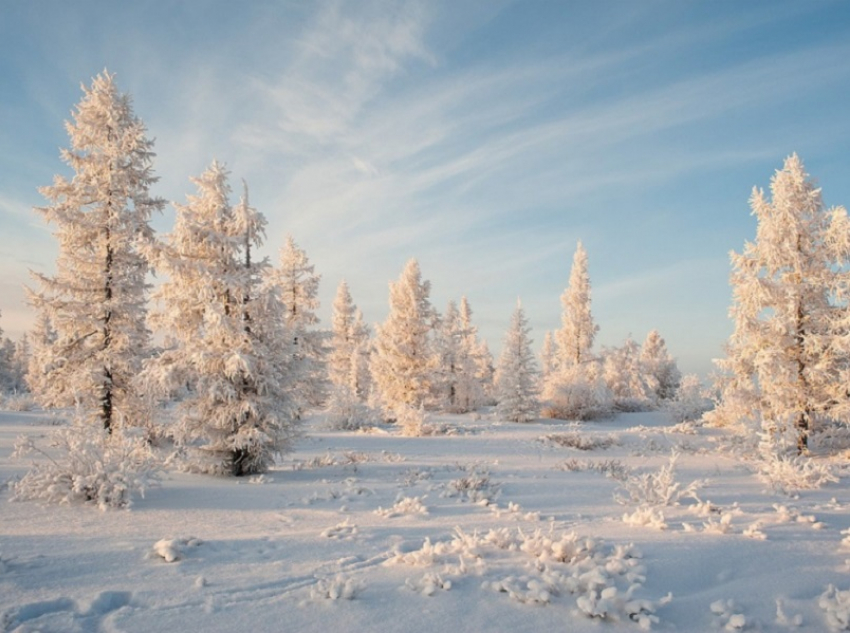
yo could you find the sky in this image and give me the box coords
[2,0,850,377]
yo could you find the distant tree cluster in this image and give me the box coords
[5,70,846,510]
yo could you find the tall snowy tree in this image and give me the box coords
[496,301,539,423]
[541,240,611,420]
[268,235,326,410]
[371,259,437,417]
[27,71,164,431]
[640,329,681,402]
[708,154,850,454]
[149,164,298,475]
[555,241,598,369]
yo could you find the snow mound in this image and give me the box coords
[152,537,202,563]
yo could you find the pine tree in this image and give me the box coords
[27,71,164,431]
[149,164,298,475]
[371,258,437,417]
[496,301,539,423]
[639,329,681,402]
[268,235,325,410]
[555,241,598,368]
[709,154,850,454]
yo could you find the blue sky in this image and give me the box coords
[2,0,850,376]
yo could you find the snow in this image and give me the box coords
[3,409,850,632]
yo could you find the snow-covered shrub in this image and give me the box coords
[623,507,667,530]
[443,466,500,504]
[775,599,803,627]
[12,423,160,510]
[542,363,614,421]
[602,338,657,412]
[820,585,850,630]
[406,572,452,596]
[397,405,426,437]
[1,393,36,412]
[311,574,363,600]
[756,450,838,494]
[320,520,358,540]
[542,431,617,451]
[483,575,556,605]
[324,386,374,431]
[710,600,747,631]
[559,458,631,481]
[615,454,702,507]
[375,495,428,518]
[701,513,734,535]
[665,374,712,424]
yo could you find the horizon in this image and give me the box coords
[3,1,850,377]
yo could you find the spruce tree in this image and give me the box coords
[28,71,163,431]
[639,329,681,402]
[149,164,298,475]
[496,301,539,423]
[709,154,850,454]
[371,259,437,417]
[555,241,598,368]
[268,235,325,410]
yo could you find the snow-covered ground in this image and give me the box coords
[2,409,850,632]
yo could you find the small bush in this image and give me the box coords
[541,366,614,421]
[665,375,712,424]
[542,432,618,451]
[12,423,160,510]
[614,454,702,507]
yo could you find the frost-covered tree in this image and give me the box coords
[540,331,557,386]
[542,241,610,419]
[454,296,487,411]
[25,311,57,402]
[708,154,850,454]
[371,259,437,417]
[555,241,598,369]
[27,71,164,431]
[496,301,539,423]
[325,280,373,428]
[328,280,370,396]
[0,313,15,393]
[474,338,496,405]
[640,329,681,402]
[149,165,298,475]
[6,334,30,394]
[268,235,325,410]
[602,337,655,412]
[433,299,485,412]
